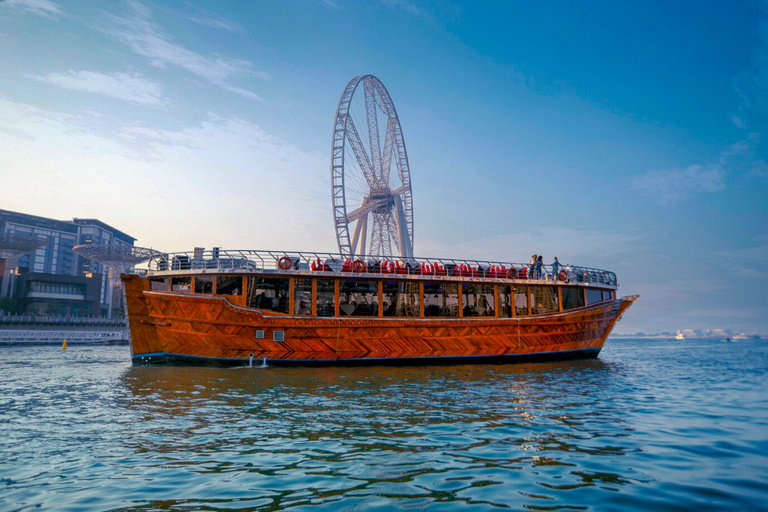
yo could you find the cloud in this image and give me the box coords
[714,234,768,279]
[732,1,768,129]
[186,15,242,32]
[750,159,768,177]
[632,164,725,204]
[4,0,60,17]
[378,0,429,19]
[635,5,768,205]
[29,70,166,106]
[100,1,267,100]
[0,95,332,251]
[186,7,244,33]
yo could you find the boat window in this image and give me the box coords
[462,284,495,317]
[498,285,512,317]
[194,275,213,294]
[424,282,459,317]
[316,279,335,317]
[602,290,615,301]
[216,276,242,296]
[246,277,289,313]
[150,277,168,291]
[339,280,379,316]
[531,286,558,314]
[294,278,312,315]
[514,285,528,316]
[585,288,602,305]
[561,287,585,310]
[382,281,420,317]
[171,276,191,293]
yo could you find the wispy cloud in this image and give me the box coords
[187,15,242,32]
[632,132,765,204]
[185,5,244,33]
[714,234,768,279]
[634,3,768,205]
[378,0,429,19]
[732,1,768,130]
[0,95,331,250]
[29,70,166,106]
[4,0,61,18]
[101,1,267,101]
[632,164,724,204]
[636,15,768,204]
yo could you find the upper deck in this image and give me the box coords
[142,248,617,289]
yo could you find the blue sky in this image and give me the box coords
[1,0,767,335]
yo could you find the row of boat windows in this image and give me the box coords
[149,276,615,318]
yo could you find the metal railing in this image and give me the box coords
[0,314,127,326]
[0,329,128,343]
[142,249,618,287]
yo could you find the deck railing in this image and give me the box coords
[141,249,618,287]
[0,329,127,343]
[0,314,126,326]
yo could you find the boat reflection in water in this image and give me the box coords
[118,358,637,507]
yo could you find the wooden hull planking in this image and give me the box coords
[123,274,636,366]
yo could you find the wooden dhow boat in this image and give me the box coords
[122,249,637,366]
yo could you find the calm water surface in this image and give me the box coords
[1,338,766,511]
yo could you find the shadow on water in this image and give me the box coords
[115,358,644,510]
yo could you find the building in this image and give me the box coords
[0,209,136,317]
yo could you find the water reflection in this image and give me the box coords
[3,341,765,510]
[117,359,638,509]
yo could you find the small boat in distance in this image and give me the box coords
[121,249,638,366]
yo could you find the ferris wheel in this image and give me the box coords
[331,75,414,260]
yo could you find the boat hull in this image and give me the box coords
[123,275,636,366]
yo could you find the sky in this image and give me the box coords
[1,0,767,335]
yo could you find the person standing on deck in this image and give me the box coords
[529,255,537,279]
[536,255,543,280]
[552,257,562,279]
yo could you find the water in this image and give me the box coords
[1,339,766,511]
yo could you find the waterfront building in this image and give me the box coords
[0,209,136,316]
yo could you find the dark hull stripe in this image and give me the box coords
[132,347,602,367]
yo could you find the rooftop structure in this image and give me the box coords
[0,209,137,317]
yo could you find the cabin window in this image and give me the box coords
[216,276,242,296]
[150,277,168,291]
[561,287,585,310]
[514,285,529,316]
[585,288,602,305]
[294,278,312,315]
[194,276,213,294]
[382,281,420,317]
[462,284,495,317]
[498,285,512,317]
[316,279,335,317]
[602,290,615,301]
[531,286,559,314]
[339,280,379,317]
[424,282,459,317]
[171,276,191,293]
[246,277,289,313]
